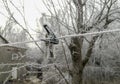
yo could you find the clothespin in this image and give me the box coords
[42,24,59,44]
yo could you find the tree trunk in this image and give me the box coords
[71,56,83,84]
[69,37,83,84]
[70,0,84,83]
[70,0,101,84]
[72,68,83,84]
[69,35,99,84]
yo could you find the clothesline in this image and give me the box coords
[0,29,120,46]
[0,63,62,74]
[58,29,120,39]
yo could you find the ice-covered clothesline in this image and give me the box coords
[58,29,120,39]
[0,29,120,46]
[0,63,62,74]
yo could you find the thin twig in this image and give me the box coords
[54,65,69,84]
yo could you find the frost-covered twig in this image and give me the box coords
[54,65,69,84]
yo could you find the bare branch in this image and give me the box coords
[54,65,69,84]
[0,34,9,43]
[61,42,70,72]
[82,35,99,67]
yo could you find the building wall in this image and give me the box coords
[0,46,27,82]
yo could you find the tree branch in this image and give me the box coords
[0,35,9,43]
[82,35,98,67]
[54,65,69,84]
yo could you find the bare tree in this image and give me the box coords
[42,0,120,84]
[0,0,120,84]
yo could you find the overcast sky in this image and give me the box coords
[0,0,49,34]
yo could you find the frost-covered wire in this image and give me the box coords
[0,64,28,74]
[0,39,46,47]
[29,62,62,69]
[0,63,25,66]
[59,29,120,39]
[0,29,120,46]
[0,63,62,74]
[0,62,63,67]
